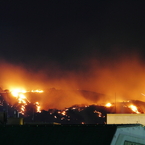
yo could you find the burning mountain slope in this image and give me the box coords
[1,87,145,124]
[1,55,145,111]
[1,55,145,124]
[0,88,108,111]
[24,100,145,124]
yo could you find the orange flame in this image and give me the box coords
[94,110,102,117]
[35,102,41,113]
[10,88,43,114]
[31,90,43,93]
[105,103,112,107]
[61,111,66,116]
[128,104,140,114]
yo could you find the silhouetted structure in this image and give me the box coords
[0,124,144,144]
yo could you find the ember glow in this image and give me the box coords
[94,110,102,117]
[61,110,66,116]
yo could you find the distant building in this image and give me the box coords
[107,114,145,125]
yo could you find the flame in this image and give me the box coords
[61,110,66,116]
[105,103,112,107]
[31,90,43,93]
[94,110,102,117]
[10,89,27,114]
[72,107,76,110]
[10,89,43,114]
[128,104,140,114]
[11,89,27,97]
[35,102,41,113]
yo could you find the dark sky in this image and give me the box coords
[1,1,145,70]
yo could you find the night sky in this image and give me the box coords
[1,1,145,70]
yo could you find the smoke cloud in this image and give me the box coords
[0,51,145,110]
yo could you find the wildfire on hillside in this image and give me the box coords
[0,86,145,124]
[0,56,145,123]
[0,86,144,117]
[0,88,43,115]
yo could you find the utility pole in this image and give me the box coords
[115,93,116,113]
